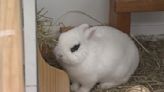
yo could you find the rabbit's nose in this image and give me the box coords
[58,54,63,58]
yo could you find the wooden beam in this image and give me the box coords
[0,0,24,92]
[116,0,164,12]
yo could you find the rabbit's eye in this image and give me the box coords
[71,43,80,53]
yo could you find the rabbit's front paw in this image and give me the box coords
[77,87,90,92]
[71,82,80,92]
[99,82,117,89]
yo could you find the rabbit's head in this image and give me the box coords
[54,24,91,66]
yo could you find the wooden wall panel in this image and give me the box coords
[38,49,70,92]
[0,0,24,92]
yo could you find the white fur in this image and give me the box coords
[54,24,139,92]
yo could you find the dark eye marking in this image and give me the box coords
[71,43,80,53]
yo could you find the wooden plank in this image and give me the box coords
[0,0,24,92]
[109,0,131,33]
[37,49,70,92]
[116,0,164,12]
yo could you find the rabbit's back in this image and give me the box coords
[84,26,139,83]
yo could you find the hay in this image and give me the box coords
[36,8,62,68]
[37,8,59,48]
[36,9,164,92]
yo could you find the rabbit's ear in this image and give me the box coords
[79,24,90,31]
[86,29,96,40]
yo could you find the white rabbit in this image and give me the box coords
[54,24,139,92]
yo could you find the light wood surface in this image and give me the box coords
[0,0,24,92]
[38,49,70,92]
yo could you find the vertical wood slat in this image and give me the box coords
[0,0,24,92]
[37,49,70,92]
